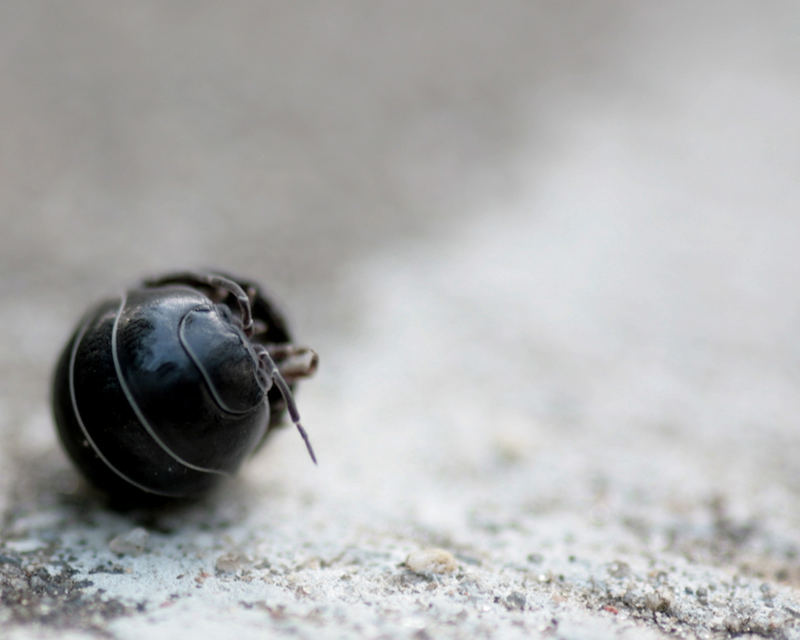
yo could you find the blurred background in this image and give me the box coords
[0,1,799,634]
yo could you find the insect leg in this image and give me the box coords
[265,344,319,382]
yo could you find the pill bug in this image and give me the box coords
[51,270,318,501]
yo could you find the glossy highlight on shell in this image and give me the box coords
[51,271,318,500]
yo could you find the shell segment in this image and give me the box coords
[54,285,270,497]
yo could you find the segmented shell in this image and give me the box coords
[53,285,271,498]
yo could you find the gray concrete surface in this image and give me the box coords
[1,2,800,638]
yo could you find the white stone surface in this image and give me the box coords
[1,2,799,639]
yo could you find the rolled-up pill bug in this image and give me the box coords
[51,270,318,501]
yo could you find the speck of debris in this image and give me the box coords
[89,563,126,575]
[505,591,526,611]
[194,570,210,586]
[404,548,458,575]
[215,551,249,574]
[606,561,631,578]
[108,527,149,556]
[644,591,671,613]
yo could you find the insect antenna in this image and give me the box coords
[256,345,317,464]
[204,274,254,336]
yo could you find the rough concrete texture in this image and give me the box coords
[1,2,800,639]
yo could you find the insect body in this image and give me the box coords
[51,271,318,500]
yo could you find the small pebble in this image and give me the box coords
[644,591,670,613]
[405,548,457,575]
[607,561,630,578]
[109,528,149,556]
[215,551,249,574]
[505,591,526,611]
